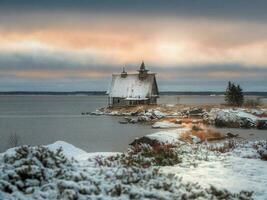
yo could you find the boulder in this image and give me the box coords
[226,132,239,138]
[152,110,166,118]
[190,135,201,143]
[137,116,151,122]
[119,121,128,124]
[214,118,240,128]
[240,118,256,128]
[129,136,160,146]
[260,150,267,161]
[257,120,267,130]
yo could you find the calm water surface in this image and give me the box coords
[0,95,266,152]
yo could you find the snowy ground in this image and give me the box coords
[0,138,266,199]
[161,144,267,199]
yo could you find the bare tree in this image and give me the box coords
[9,132,19,148]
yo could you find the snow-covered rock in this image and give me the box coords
[206,108,260,128]
[152,110,166,118]
[146,128,190,144]
[89,109,104,115]
[190,135,201,144]
[152,121,183,129]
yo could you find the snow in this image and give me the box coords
[210,108,260,122]
[1,139,266,199]
[152,121,182,129]
[234,110,259,121]
[146,128,189,144]
[161,141,267,199]
[162,157,267,199]
[47,141,87,158]
[108,73,156,98]
[205,108,267,128]
[125,97,149,100]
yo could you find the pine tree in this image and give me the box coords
[236,85,244,106]
[225,81,231,103]
[224,81,244,106]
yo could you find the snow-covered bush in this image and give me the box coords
[0,142,257,199]
[0,146,73,195]
[95,143,182,168]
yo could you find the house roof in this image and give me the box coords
[107,73,158,98]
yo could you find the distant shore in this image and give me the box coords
[0,91,267,96]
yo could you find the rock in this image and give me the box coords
[260,150,267,161]
[122,116,151,124]
[119,121,128,124]
[129,118,138,124]
[240,118,256,128]
[191,135,201,143]
[188,108,204,117]
[215,118,240,128]
[137,116,151,122]
[226,132,239,138]
[109,111,119,116]
[257,120,267,130]
[130,111,139,116]
[153,110,166,118]
[189,108,203,114]
[129,136,160,146]
[89,110,104,115]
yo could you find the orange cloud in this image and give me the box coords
[0,17,267,68]
[0,70,110,79]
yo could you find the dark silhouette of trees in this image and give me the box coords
[225,81,244,106]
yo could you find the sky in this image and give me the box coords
[0,0,266,92]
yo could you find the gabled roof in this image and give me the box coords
[107,73,158,98]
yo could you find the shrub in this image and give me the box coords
[1,146,73,193]
[208,140,238,153]
[243,98,262,107]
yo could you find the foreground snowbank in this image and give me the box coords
[161,140,267,199]
[0,139,266,199]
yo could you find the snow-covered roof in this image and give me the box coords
[125,97,149,100]
[108,73,158,98]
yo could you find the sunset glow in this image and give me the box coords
[0,1,266,91]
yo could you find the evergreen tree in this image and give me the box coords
[224,81,231,103]
[224,81,244,106]
[236,85,244,106]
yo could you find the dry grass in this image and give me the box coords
[106,105,158,113]
[158,117,203,124]
[180,124,225,143]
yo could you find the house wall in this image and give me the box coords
[111,97,157,107]
[112,97,126,107]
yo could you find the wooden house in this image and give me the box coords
[107,62,159,106]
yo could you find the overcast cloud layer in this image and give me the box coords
[0,0,266,91]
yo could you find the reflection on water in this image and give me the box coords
[0,95,266,153]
